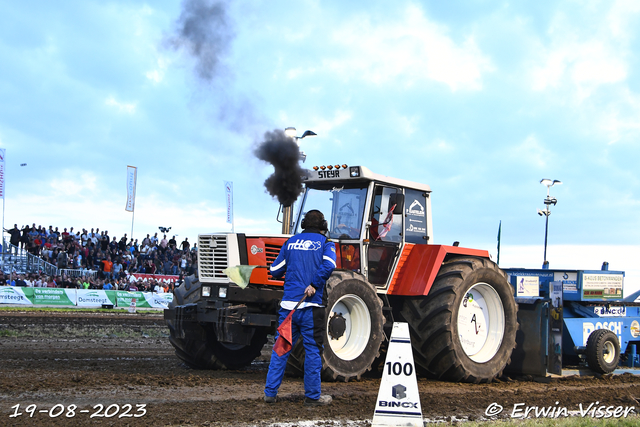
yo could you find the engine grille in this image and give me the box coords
[265,243,284,283]
[198,235,229,281]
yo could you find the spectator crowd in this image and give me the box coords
[3,224,198,291]
[1,270,180,293]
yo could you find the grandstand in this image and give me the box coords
[1,240,57,276]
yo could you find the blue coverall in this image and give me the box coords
[264,229,336,400]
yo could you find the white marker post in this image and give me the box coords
[129,298,137,314]
[372,322,423,427]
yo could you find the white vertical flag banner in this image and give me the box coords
[0,148,5,199]
[126,166,137,212]
[224,181,233,225]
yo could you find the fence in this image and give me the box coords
[59,268,97,279]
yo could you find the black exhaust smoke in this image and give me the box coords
[166,1,307,209]
[254,130,308,207]
[166,0,233,82]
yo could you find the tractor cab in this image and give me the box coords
[293,165,433,290]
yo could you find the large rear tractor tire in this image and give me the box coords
[287,270,385,382]
[586,329,620,374]
[399,256,517,383]
[166,276,268,370]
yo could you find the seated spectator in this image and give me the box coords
[153,281,163,293]
[6,272,17,286]
[47,276,57,288]
[14,274,27,287]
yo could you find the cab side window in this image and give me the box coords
[369,186,402,242]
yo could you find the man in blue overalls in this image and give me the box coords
[264,210,336,406]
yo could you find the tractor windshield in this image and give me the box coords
[296,186,368,239]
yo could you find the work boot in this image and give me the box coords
[304,395,332,406]
[264,394,277,404]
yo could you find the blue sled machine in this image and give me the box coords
[502,264,640,377]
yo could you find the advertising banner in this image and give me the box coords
[130,273,179,282]
[516,276,540,297]
[125,165,137,212]
[225,181,233,224]
[76,289,116,307]
[581,272,624,299]
[32,288,76,306]
[0,286,33,304]
[0,287,172,308]
[403,189,427,244]
[143,292,173,309]
[0,148,5,199]
[115,290,150,308]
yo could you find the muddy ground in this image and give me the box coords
[1,310,640,427]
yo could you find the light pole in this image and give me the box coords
[538,179,561,268]
[281,127,316,234]
[284,127,316,163]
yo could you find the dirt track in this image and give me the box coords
[2,310,640,426]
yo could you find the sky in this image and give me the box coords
[1,0,639,290]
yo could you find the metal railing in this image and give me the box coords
[1,240,58,276]
[58,268,97,279]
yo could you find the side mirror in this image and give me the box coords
[388,193,404,214]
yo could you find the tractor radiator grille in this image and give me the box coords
[198,235,229,281]
[265,243,284,282]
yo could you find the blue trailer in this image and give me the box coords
[502,265,640,376]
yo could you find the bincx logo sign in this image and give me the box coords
[392,384,406,400]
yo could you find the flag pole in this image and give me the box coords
[0,148,6,271]
[497,220,502,266]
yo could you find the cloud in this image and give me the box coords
[312,110,353,135]
[276,109,352,139]
[597,88,640,145]
[105,96,136,114]
[288,3,494,91]
[507,135,552,168]
[145,56,171,83]
[48,171,97,197]
[392,114,420,137]
[528,1,640,100]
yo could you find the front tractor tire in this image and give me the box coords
[287,270,384,382]
[399,256,517,383]
[166,276,267,370]
[586,328,620,374]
